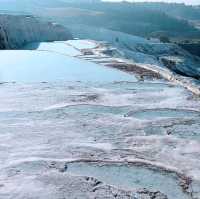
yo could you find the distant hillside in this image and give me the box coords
[130,2,200,21]
[32,1,200,39]
[0,0,200,39]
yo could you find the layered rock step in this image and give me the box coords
[0,39,200,199]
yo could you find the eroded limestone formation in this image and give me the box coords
[0,15,72,49]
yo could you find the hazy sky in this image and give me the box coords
[104,0,200,5]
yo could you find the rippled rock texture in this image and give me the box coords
[0,39,200,198]
[0,80,200,199]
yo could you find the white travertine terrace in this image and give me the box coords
[0,39,200,199]
[0,15,72,49]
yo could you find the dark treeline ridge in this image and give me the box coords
[0,0,200,39]
[52,1,200,39]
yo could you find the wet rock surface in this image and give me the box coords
[70,26,200,80]
[1,161,169,199]
[1,40,200,198]
[0,80,200,199]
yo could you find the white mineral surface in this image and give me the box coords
[0,39,200,199]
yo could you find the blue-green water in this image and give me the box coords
[0,50,136,83]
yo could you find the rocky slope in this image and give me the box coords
[69,25,200,81]
[0,15,72,49]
